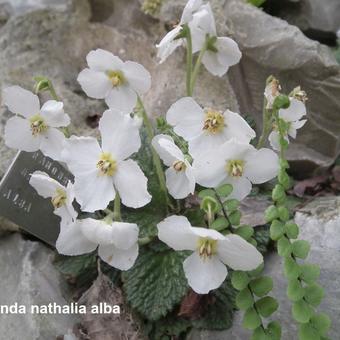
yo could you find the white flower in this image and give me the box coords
[156,0,211,63]
[157,215,263,294]
[62,110,151,212]
[166,97,256,158]
[193,139,279,201]
[202,36,241,77]
[29,171,76,224]
[268,98,307,151]
[77,49,151,113]
[3,86,70,160]
[152,134,195,199]
[57,218,139,271]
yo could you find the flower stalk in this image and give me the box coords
[190,38,208,94]
[185,25,193,96]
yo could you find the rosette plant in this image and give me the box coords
[2,1,331,339]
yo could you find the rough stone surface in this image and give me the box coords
[0,233,78,339]
[189,196,340,339]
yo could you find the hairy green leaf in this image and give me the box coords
[242,307,262,330]
[299,264,320,284]
[231,271,250,291]
[304,284,324,307]
[255,296,278,317]
[249,277,273,297]
[292,300,313,323]
[284,257,301,280]
[216,183,233,197]
[236,287,254,310]
[287,279,305,302]
[298,323,321,340]
[310,313,331,336]
[266,321,282,339]
[292,240,310,259]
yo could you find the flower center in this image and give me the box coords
[197,237,217,260]
[29,114,48,136]
[51,188,67,208]
[172,160,186,172]
[97,152,117,176]
[106,70,125,87]
[226,160,244,177]
[203,109,224,134]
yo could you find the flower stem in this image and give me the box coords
[48,82,59,101]
[137,97,169,207]
[185,27,193,96]
[257,100,273,149]
[138,236,154,246]
[190,38,208,94]
[113,192,121,222]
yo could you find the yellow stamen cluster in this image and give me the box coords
[203,109,225,134]
[291,86,308,103]
[172,160,186,172]
[197,237,218,260]
[226,160,244,177]
[51,188,67,208]
[97,152,117,176]
[106,70,125,87]
[29,114,48,136]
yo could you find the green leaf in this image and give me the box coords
[235,225,254,240]
[201,196,219,213]
[265,205,278,222]
[266,321,282,340]
[255,296,278,317]
[252,327,269,340]
[277,236,292,257]
[235,287,254,310]
[198,189,216,199]
[270,220,284,241]
[192,280,236,330]
[249,277,273,297]
[298,323,321,340]
[299,264,320,284]
[122,247,189,320]
[278,170,290,189]
[273,94,290,109]
[292,300,313,323]
[277,206,290,222]
[285,222,299,239]
[211,216,229,231]
[216,183,233,197]
[231,271,250,291]
[253,226,271,254]
[229,210,241,226]
[224,199,239,212]
[310,313,331,336]
[292,240,310,259]
[287,279,305,302]
[304,284,324,307]
[272,184,286,202]
[247,0,266,8]
[242,307,262,330]
[284,257,301,279]
[248,263,265,277]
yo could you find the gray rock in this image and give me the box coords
[189,196,340,339]
[0,233,78,340]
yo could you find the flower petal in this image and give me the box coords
[77,68,112,99]
[183,252,227,294]
[193,148,227,188]
[191,3,216,36]
[288,119,307,138]
[62,136,101,175]
[227,176,252,201]
[74,169,115,212]
[123,61,151,94]
[111,222,139,250]
[156,26,183,63]
[217,234,263,271]
[268,130,281,151]
[244,148,279,184]
[3,86,40,118]
[86,49,124,72]
[29,171,64,197]
[223,110,256,143]
[113,159,151,208]
[40,128,66,160]
[152,134,184,166]
[80,218,114,245]
[98,243,138,271]
[180,0,203,24]
[99,110,141,160]
[41,100,70,127]
[166,97,204,141]
[4,116,40,152]
[56,221,98,256]
[157,215,198,251]
[165,167,194,199]
[279,98,306,122]
[105,86,137,113]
